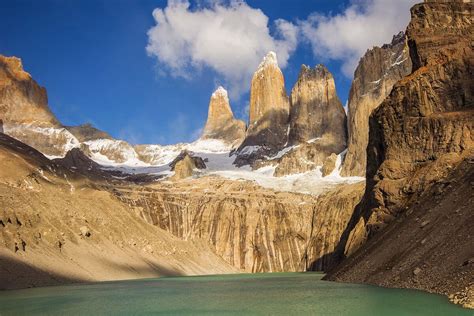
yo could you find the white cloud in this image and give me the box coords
[300,0,418,77]
[146,0,298,98]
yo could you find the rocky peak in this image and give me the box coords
[340,32,412,177]
[288,64,347,148]
[0,55,79,157]
[329,1,473,305]
[236,51,290,163]
[0,55,58,126]
[201,86,246,148]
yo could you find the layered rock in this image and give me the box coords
[116,178,365,273]
[327,0,474,307]
[200,87,246,148]
[235,52,289,165]
[341,32,412,177]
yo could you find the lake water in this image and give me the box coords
[0,273,471,315]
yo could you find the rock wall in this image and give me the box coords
[327,0,474,307]
[237,52,289,162]
[116,178,365,273]
[341,33,412,177]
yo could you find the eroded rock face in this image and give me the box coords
[236,52,289,164]
[169,151,207,180]
[328,0,474,307]
[201,87,246,148]
[364,0,473,227]
[0,134,235,289]
[0,55,79,157]
[273,142,336,177]
[116,179,365,273]
[289,65,347,148]
[0,55,58,126]
[171,155,196,180]
[341,32,412,177]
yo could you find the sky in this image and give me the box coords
[0,0,417,145]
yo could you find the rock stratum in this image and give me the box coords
[327,0,473,308]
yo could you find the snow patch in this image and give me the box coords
[238,146,261,155]
[211,86,229,101]
[256,51,279,75]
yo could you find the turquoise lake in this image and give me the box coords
[0,273,471,315]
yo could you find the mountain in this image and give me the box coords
[273,65,348,176]
[200,86,246,148]
[0,55,79,157]
[235,52,290,166]
[326,0,473,308]
[0,132,235,289]
[288,64,346,147]
[0,56,58,126]
[341,32,412,177]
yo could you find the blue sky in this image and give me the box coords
[0,0,416,145]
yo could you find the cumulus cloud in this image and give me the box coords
[300,0,418,77]
[146,0,298,98]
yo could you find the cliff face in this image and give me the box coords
[236,52,289,164]
[116,178,365,273]
[200,87,246,148]
[327,0,474,307]
[341,32,412,177]
[0,55,79,157]
[288,64,347,148]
